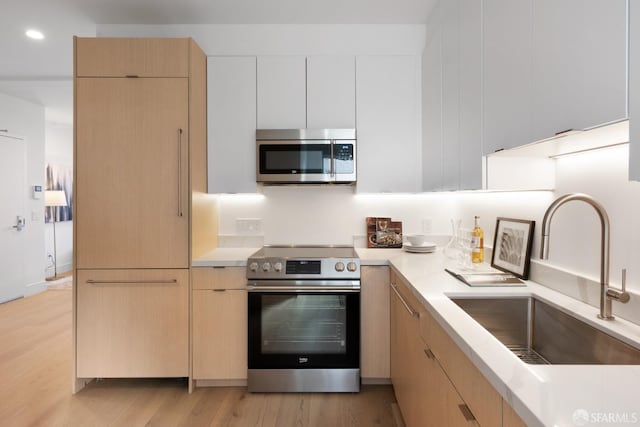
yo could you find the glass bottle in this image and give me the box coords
[471,216,484,264]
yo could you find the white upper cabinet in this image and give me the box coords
[422,17,444,191]
[440,0,461,191]
[356,55,421,193]
[457,0,483,190]
[207,56,257,193]
[483,0,627,155]
[307,56,356,129]
[257,56,307,129]
[630,0,640,181]
[531,0,627,142]
[422,0,482,192]
[482,0,533,155]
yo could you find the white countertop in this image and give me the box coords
[192,247,259,267]
[357,247,640,427]
[194,246,640,426]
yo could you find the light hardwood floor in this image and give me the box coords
[0,289,399,427]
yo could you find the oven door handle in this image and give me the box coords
[247,280,360,292]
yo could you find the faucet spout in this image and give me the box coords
[540,193,617,319]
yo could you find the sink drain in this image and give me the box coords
[507,345,550,365]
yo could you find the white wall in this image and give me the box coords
[45,121,73,275]
[0,92,46,295]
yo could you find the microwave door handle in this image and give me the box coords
[330,140,335,179]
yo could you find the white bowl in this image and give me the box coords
[406,234,426,246]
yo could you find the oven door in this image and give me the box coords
[247,286,360,370]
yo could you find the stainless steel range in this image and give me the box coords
[246,246,361,393]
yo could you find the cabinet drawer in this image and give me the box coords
[192,267,246,290]
[75,38,190,77]
[423,308,502,427]
[76,269,189,378]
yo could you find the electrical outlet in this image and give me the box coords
[422,218,432,234]
[236,218,262,235]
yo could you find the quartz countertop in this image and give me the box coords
[192,247,260,267]
[193,246,640,426]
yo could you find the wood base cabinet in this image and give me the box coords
[192,267,247,382]
[361,266,390,381]
[76,269,189,378]
[390,274,478,426]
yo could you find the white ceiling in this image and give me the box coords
[0,0,434,125]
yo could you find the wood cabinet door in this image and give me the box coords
[75,38,189,77]
[76,77,189,268]
[76,269,189,378]
[361,266,390,380]
[192,289,248,380]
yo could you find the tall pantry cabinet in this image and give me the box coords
[73,38,211,391]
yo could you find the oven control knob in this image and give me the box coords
[262,262,271,272]
[347,262,358,272]
[249,262,259,272]
[335,262,345,272]
[274,262,283,272]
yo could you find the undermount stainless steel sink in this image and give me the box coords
[450,297,640,365]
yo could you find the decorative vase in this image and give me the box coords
[443,218,461,260]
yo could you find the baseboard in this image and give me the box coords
[195,379,247,387]
[24,280,48,297]
[45,262,73,277]
[361,377,392,385]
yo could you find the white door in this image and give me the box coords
[0,133,26,303]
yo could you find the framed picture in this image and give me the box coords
[491,218,535,279]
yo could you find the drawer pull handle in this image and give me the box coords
[390,283,419,318]
[213,289,227,292]
[423,348,435,360]
[86,279,178,285]
[458,404,476,422]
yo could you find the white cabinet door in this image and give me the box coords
[257,56,306,129]
[482,0,533,154]
[207,56,257,193]
[422,21,444,191]
[441,0,461,191]
[531,0,627,142]
[356,55,421,193]
[307,56,356,129]
[631,0,640,181]
[458,0,483,190]
[422,0,482,192]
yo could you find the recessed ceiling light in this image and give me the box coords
[25,29,45,40]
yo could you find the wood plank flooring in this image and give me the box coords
[0,289,398,426]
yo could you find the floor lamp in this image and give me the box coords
[45,190,68,281]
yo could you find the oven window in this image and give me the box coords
[261,294,347,354]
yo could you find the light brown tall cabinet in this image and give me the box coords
[73,37,215,392]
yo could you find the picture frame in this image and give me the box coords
[491,217,535,280]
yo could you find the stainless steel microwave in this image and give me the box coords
[256,129,356,184]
